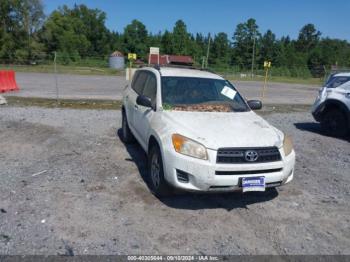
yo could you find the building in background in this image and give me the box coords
[109,51,125,69]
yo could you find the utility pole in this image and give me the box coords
[201,56,206,69]
[54,52,59,106]
[251,29,256,78]
[205,33,211,68]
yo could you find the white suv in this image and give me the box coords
[121,66,295,196]
[312,72,350,137]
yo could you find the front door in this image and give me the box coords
[133,71,157,148]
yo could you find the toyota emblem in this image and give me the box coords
[245,150,259,162]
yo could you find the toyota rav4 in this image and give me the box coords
[312,72,350,137]
[121,66,295,196]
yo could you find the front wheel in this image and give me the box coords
[148,145,172,197]
[320,109,348,137]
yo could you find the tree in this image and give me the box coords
[161,30,173,54]
[18,0,45,59]
[210,32,230,66]
[259,30,277,63]
[232,18,260,69]
[172,20,190,55]
[40,4,115,61]
[0,0,45,61]
[296,23,321,52]
[123,19,148,58]
[40,6,90,59]
[70,4,111,56]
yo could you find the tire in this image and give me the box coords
[148,145,172,197]
[121,111,135,143]
[320,109,349,137]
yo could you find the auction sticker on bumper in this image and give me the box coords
[242,177,265,192]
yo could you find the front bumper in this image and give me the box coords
[162,147,295,192]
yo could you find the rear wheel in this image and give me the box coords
[121,111,135,143]
[148,145,172,197]
[320,109,348,137]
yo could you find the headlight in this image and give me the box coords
[283,134,293,156]
[172,134,208,160]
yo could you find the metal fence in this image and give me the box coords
[0,52,343,103]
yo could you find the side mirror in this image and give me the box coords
[247,100,262,110]
[136,95,152,108]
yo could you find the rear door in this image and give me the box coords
[133,71,157,147]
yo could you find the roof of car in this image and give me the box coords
[334,72,350,77]
[154,67,224,80]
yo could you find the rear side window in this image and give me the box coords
[132,71,148,94]
[143,73,157,103]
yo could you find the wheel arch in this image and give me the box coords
[148,135,161,155]
[148,134,167,166]
[323,99,350,128]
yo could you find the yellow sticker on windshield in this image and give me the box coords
[221,86,237,100]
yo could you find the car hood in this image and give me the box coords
[161,110,283,150]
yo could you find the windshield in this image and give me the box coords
[161,77,249,112]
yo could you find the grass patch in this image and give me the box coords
[1,64,323,85]
[5,96,122,110]
[225,75,323,86]
[0,64,125,76]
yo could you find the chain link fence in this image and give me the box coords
[0,52,344,103]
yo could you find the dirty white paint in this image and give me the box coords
[123,66,296,192]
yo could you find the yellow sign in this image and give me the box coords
[264,61,271,68]
[128,53,137,60]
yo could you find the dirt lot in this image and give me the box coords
[0,106,349,255]
[8,72,319,104]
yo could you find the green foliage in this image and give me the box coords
[161,31,174,54]
[0,1,349,78]
[210,33,230,66]
[0,0,44,61]
[172,20,191,55]
[123,19,148,58]
[296,24,321,52]
[232,18,261,68]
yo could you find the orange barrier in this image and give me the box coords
[0,70,20,93]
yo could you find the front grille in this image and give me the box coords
[215,168,282,176]
[217,147,281,164]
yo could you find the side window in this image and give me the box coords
[132,71,148,94]
[142,73,157,104]
[328,77,350,89]
[131,71,139,90]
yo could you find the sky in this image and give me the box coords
[44,0,350,41]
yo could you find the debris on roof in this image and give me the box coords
[149,54,193,65]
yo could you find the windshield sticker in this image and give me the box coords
[221,86,237,100]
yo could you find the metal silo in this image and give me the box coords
[109,51,125,69]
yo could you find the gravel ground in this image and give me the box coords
[6,72,319,104]
[0,106,349,255]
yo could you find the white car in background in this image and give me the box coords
[312,72,350,137]
[121,66,295,196]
